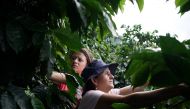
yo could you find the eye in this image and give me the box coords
[78,58,84,62]
[71,56,77,61]
[106,70,112,76]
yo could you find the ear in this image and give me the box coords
[91,77,98,86]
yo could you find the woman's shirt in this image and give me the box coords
[78,89,120,109]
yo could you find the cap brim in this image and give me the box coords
[96,63,118,75]
[108,63,118,75]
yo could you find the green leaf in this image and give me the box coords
[40,38,51,61]
[31,97,45,109]
[6,21,29,54]
[7,84,32,109]
[125,59,144,79]
[175,0,188,7]
[18,16,47,32]
[102,10,117,37]
[74,0,87,27]
[54,28,82,50]
[1,91,17,109]
[112,103,132,109]
[32,32,45,47]
[163,53,190,85]
[177,0,190,15]
[159,36,189,58]
[81,0,102,13]
[150,66,180,87]
[125,51,163,79]
[108,0,121,13]
[119,0,126,12]
[136,0,144,12]
[130,62,150,87]
[66,73,79,99]
[159,36,190,84]
[183,39,190,46]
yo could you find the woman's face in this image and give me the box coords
[95,68,114,92]
[71,52,88,75]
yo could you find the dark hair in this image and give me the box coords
[82,77,96,96]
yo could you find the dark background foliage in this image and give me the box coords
[0,0,190,109]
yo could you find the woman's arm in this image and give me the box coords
[119,82,148,95]
[122,84,189,108]
[96,84,189,108]
[48,71,66,84]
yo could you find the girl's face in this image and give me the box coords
[71,52,88,75]
[94,68,114,92]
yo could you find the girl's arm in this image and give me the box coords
[48,71,66,84]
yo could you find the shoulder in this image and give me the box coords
[78,90,105,109]
[84,90,105,98]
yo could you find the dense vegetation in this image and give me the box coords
[0,0,190,109]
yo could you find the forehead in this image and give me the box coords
[99,68,110,75]
[72,52,86,58]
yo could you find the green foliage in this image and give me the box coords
[84,25,159,88]
[1,91,17,109]
[125,36,190,108]
[1,0,190,109]
[112,103,132,109]
[175,0,190,15]
[159,36,190,85]
[31,97,45,109]
[136,0,144,12]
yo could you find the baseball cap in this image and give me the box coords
[81,59,118,82]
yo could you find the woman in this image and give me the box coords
[48,48,93,92]
[78,59,190,109]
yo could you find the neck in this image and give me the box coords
[96,87,111,93]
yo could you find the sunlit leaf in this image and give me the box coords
[102,11,117,37]
[175,0,188,7]
[119,0,126,12]
[176,0,190,15]
[136,0,144,12]
[74,0,87,27]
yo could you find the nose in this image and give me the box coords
[72,57,79,63]
[110,74,114,79]
[108,72,114,79]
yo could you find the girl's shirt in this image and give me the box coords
[58,83,69,91]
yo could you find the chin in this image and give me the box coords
[109,85,114,89]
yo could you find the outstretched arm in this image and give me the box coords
[119,82,148,95]
[122,84,189,108]
[97,84,189,109]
